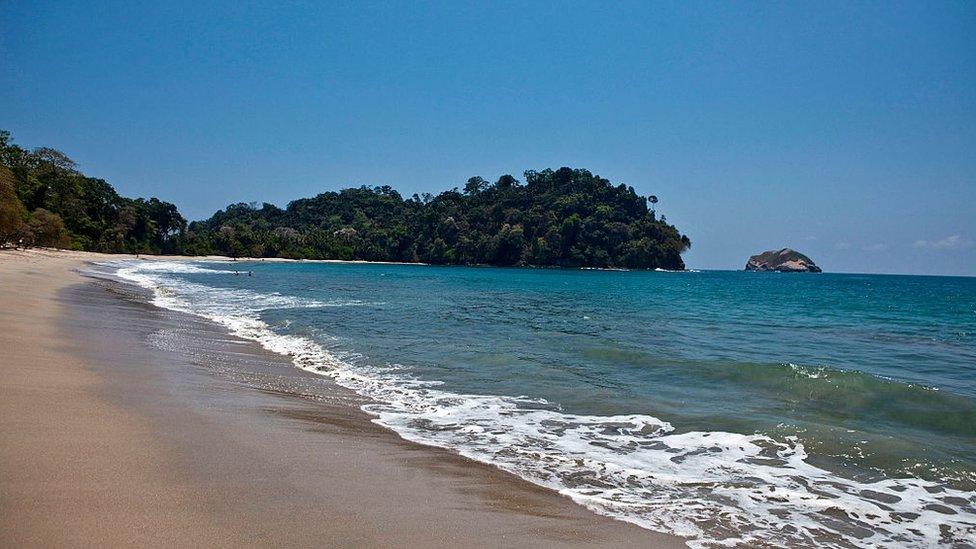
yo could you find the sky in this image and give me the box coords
[2,1,974,275]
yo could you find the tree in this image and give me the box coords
[27,208,70,248]
[0,166,27,246]
[32,147,77,173]
[464,176,488,195]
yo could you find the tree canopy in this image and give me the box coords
[0,130,186,252]
[1,130,690,269]
[184,168,690,269]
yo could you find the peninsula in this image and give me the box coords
[0,131,690,270]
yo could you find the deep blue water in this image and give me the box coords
[116,261,976,548]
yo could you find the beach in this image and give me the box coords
[0,249,682,548]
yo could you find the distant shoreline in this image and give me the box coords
[2,247,704,272]
[4,247,972,278]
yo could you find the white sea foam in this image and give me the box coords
[110,260,976,548]
[788,363,827,379]
[112,261,373,313]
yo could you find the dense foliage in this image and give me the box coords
[1,131,690,269]
[185,168,690,269]
[0,131,186,252]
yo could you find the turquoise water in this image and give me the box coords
[115,261,976,547]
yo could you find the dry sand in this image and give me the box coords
[0,249,685,548]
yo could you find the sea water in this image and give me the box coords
[111,260,976,547]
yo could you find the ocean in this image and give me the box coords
[110,260,976,547]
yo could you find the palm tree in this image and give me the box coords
[647,195,658,214]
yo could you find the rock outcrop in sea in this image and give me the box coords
[745,248,822,272]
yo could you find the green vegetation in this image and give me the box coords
[1,131,690,269]
[184,170,690,269]
[0,131,186,252]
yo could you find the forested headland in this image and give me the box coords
[0,131,185,253]
[1,131,690,269]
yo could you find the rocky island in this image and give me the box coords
[745,248,822,272]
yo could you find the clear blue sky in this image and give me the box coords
[2,1,974,275]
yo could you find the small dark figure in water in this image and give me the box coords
[234,270,239,275]
[248,271,253,277]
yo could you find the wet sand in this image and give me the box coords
[0,249,684,547]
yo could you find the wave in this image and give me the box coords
[109,261,375,313]
[111,260,976,548]
[110,260,244,275]
[709,361,976,438]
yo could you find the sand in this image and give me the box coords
[0,249,684,548]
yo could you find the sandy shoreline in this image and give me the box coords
[0,249,684,547]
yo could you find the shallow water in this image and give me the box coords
[111,260,976,547]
